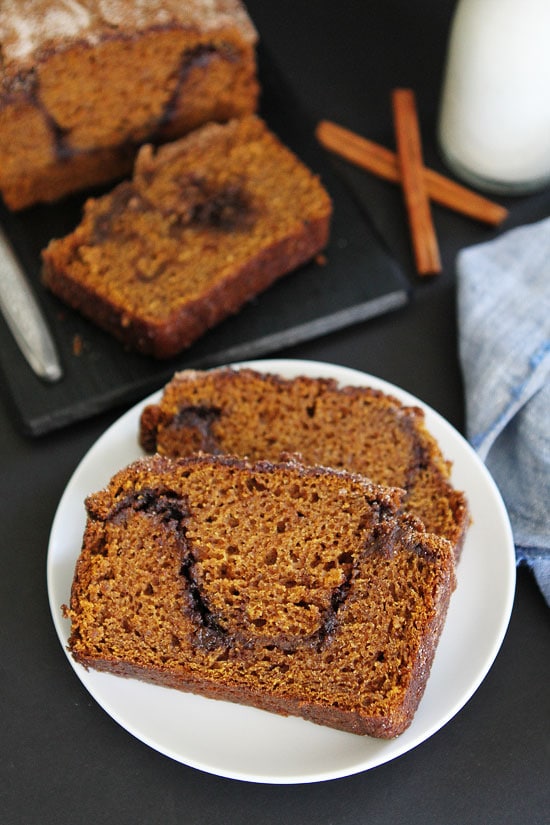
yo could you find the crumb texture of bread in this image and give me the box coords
[65,453,455,738]
[41,116,332,357]
[139,368,469,558]
[0,0,259,209]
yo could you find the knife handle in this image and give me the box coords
[0,229,62,382]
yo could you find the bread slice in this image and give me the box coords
[140,367,469,560]
[64,453,455,738]
[42,115,332,357]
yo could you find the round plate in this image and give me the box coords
[47,359,516,784]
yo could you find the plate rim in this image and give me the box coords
[47,357,516,784]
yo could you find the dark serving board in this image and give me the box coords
[0,48,409,437]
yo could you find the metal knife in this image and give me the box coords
[0,226,63,382]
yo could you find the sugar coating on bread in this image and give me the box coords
[0,0,257,61]
[0,0,258,208]
[41,115,332,357]
[140,367,469,558]
[65,453,455,738]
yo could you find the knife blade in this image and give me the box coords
[0,227,62,382]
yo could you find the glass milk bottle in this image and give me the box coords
[438,0,550,195]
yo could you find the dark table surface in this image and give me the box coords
[2,2,549,823]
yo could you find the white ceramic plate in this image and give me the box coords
[47,359,516,784]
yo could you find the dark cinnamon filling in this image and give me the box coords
[168,406,222,454]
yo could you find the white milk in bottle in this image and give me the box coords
[438,0,550,194]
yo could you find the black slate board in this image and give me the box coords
[0,48,409,436]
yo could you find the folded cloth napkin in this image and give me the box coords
[457,217,550,606]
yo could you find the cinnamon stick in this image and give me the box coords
[315,120,508,227]
[391,88,441,276]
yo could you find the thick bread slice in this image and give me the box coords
[42,116,331,357]
[140,367,469,560]
[65,453,455,738]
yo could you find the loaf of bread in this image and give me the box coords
[140,367,469,559]
[64,453,455,738]
[0,0,259,209]
[41,115,332,358]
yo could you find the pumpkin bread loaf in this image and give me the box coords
[139,367,469,559]
[42,115,332,358]
[0,0,259,209]
[64,453,455,738]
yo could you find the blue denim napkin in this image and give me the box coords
[457,217,550,606]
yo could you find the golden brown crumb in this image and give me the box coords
[72,334,83,356]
